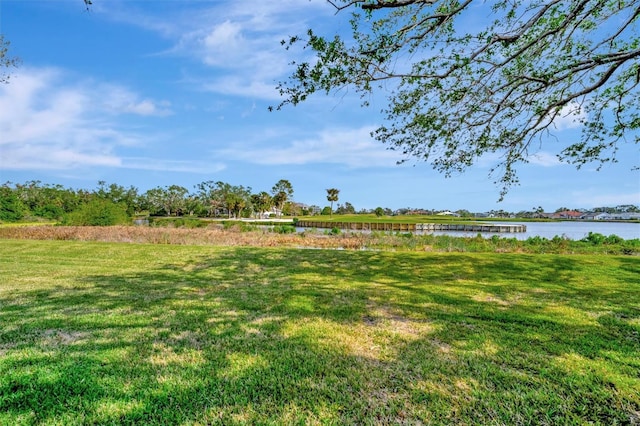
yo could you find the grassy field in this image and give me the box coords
[0,225,637,255]
[1,239,639,425]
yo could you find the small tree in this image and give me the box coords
[62,199,129,226]
[0,186,25,222]
[326,188,339,217]
[271,180,294,217]
[251,192,273,218]
[95,181,139,216]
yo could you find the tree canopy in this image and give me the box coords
[271,179,294,216]
[276,0,639,198]
[326,188,340,216]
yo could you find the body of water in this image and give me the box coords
[431,221,640,240]
[298,221,640,240]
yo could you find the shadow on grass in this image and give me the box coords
[1,247,638,424]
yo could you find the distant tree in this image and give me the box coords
[276,1,639,198]
[326,188,340,217]
[344,202,356,214]
[223,185,252,219]
[251,192,273,218]
[142,185,188,216]
[321,206,333,216]
[184,195,203,216]
[195,181,224,217]
[169,185,190,216]
[283,201,302,217]
[374,207,385,217]
[488,209,512,218]
[12,181,80,220]
[336,201,356,215]
[194,181,249,218]
[0,185,25,222]
[95,181,139,216]
[271,180,294,217]
[616,204,639,213]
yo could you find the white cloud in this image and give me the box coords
[202,20,245,66]
[202,77,279,100]
[549,101,587,130]
[527,151,562,167]
[98,85,173,116]
[109,0,334,100]
[0,67,176,172]
[216,126,404,168]
[120,158,226,174]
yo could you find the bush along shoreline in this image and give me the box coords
[0,224,637,255]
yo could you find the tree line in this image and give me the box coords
[1,180,638,225]
[0,180,300,225]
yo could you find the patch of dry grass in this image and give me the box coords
[0,225,369,249]
[1,224,638,255]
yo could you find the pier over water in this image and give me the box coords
[296,221,526,233]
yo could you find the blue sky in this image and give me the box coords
[1,0,638,212]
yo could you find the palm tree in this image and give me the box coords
[326,188,339,218]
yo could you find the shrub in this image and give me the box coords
[604,234,623,244]
[172,218,208,229]
[582,232,606,245]
[222,221,257,232]
[34,204,65,220]
[0,187,25,222]
[273,225,296,234]
[62,199,129,226]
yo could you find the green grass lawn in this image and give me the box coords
[1,240,638,425]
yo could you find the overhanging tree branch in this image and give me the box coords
[275,0,639,199]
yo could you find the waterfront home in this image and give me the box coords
[581,212,612,220]
[551,210,583,219]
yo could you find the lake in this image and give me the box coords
[297,221,640,240]
[429,221,640,240]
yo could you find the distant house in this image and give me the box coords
[580,212,611,220]
[611,212,640,220]
[436,211,460,217]
[594,213,612,220]
[309,205,322,215]
[551,210,582,219]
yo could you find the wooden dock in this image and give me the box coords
[296,221,526,233]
